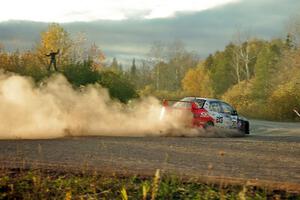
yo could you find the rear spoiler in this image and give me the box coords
[162,99,199,110]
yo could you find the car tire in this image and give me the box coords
[239,120,250,134]
[204,121,214,129]
[244,121,250,134]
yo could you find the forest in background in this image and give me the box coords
[0,18,299,121]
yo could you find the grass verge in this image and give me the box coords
[0,168,299,200]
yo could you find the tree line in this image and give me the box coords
[183,36,300,121]
[0,23,137,103]
[0,20,300,120]
[130,23,300,121]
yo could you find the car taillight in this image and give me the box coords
[163,99,168,107]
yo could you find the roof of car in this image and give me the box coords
[182,97,221,102]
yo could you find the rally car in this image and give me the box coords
[162,97,250,134]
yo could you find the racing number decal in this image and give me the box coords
[216,116,223,123]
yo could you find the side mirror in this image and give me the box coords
[231,110,238,115]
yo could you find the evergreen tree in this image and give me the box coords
[110,57,119,72]
[129,58,138,87]
[131,58,137,77]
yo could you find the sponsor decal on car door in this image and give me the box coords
[220,102,235,128]
[207,101,224,128]
[221,113,232,128]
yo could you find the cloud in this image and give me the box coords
[143,0,240,19]
[0,0,299,66]
[0,0,239,22]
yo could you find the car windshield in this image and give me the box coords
[221,102,235,114]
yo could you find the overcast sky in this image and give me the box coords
[0,0,299,66]
[0,0,239,22]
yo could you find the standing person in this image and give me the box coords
[45,49,60,71]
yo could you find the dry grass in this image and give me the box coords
[0,167,299,200]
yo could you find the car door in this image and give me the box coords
[220,102,236,128]
[207,101,224,128]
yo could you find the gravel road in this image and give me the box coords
[0,120,299,190]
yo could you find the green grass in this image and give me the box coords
[0,168,299,200]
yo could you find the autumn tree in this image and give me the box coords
[136,60,153,89]
[222,80,255,117]
[152,60,167,91]
[147,40,199,91]
[148,41,167,90]
[70,32,87,63]
[265,41,300,120]
[231,30,255,81]
[87,43,105,71]
[230,30,265,82]
[267,82,300,120]
[208,50,236,97]
[167,40,199,90]
[36,23,73,69]
[182,62,213,97]
[252,40,284,100]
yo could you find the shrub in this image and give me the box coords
[267,82,300,121]
[62,61,100,87]
[98,70,138,103]
[222,80,257,117]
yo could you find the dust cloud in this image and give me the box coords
[0,72,241,139]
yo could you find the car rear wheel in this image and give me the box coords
[204,121,214,129]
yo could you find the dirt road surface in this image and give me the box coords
[0,120,299,190]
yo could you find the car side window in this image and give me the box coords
[209,102,222,113]
[221,102,234,114]
[194,99,205,108]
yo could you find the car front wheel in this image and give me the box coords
[239,120,250,134]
